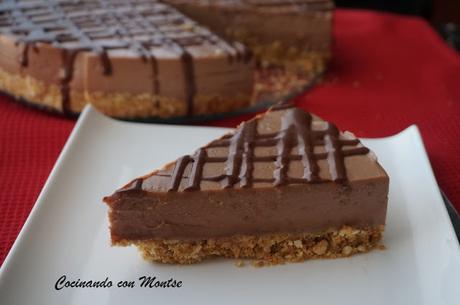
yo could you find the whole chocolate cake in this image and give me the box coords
[0,0,333,118]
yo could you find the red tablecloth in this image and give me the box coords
[1,9,459,265]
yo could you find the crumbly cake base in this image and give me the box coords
[254,66,319,104]
[88,91,251,118]
[257,50,330,75]
[115,225,384,266]
[0,66,85,113]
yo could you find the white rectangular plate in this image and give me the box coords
[1,106,459,305]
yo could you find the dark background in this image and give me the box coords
[336,0,460,50]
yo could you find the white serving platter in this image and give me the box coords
[1,105,459,305]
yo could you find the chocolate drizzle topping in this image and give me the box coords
[126,106,370,193]
[0,0,251,115]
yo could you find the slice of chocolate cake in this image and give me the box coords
[166,0,333,71]
[165,0,334,101]
[103,105,389,265]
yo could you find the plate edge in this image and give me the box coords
[401,125,460,250]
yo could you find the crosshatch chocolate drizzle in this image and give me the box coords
[0,0,251,115]
[121,105,370,194]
